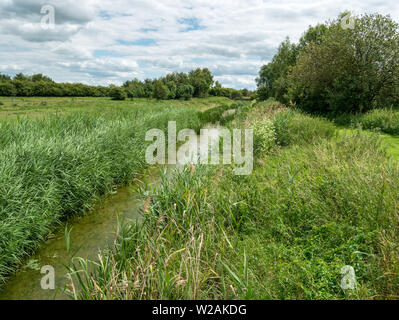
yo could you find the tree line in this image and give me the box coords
[121,68,250,100]
[0,69,251,101]
[256,12,399,114]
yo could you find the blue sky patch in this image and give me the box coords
[178,18,205,32]
[94,50,126,58]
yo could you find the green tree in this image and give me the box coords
[209,81,223,96]
[287,13,399,114]
[256,38,299,102]
[256,25,327,102]
[109,86,127,100]
[13,73,29,81]
[31,74,53,82]
[177,84,194,100]
[166,81,177,99]
[189,68,214,97]
[241,88,249,97]
[0,82,16,96]
[153,81,169,100]
[0,74,11,81]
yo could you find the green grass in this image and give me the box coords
[334,108,399,136]
[67,100,399,300]
[0,97,226,284]
[337,128,399,161]
[0,96,232,120]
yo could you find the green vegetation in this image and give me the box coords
[0,96,232,120]
[109,86,127,101]
[2,10,399,301]
[0,97,225,284]
[198,101,246,124]
[67,100,399,300]
[257,13,399,115]
[152,81,170,100]
[334,108,399,135]
[0,69,251,101]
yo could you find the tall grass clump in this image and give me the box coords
[359,108,399,135]
[68,103,399,300]
[333,108,399,136]
[231,99,336,147]
[0,104,202,283]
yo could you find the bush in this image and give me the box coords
[109,87,127,100]
[0,82,16,96]
[236,100,336,147]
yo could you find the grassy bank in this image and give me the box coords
[334,108,399,136]
[0,97,227,284]
[69,100,399,300]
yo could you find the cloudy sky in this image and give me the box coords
[0,0,398,89]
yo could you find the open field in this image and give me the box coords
[66,100,399,300]
[0,96,231,119]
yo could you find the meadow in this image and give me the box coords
[66,99,399,300]
[0,96,231,283]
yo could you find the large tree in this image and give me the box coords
[256,24,327,103]
[189,68,214,98]
[287,13,399,114]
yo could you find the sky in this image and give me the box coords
[0,0,398,89]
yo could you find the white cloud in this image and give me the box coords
[0,0,399,89]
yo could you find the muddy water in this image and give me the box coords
[0,167,161,300]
